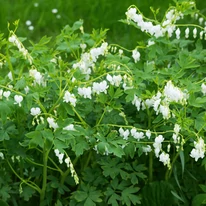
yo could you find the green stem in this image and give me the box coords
[165,150,180,181]
[7,159,41,193]
[83,150,92,170]
[6,42,16,84]
[40,145,49,205]
[147,107,153,182]
[149,152,153,182]
[72,107,88,127]
[25,157,60,172]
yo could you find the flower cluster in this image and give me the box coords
[106,74,122,87]
[190,137,205,161]
[65,156,79,184]
[47,117,58,130]
[29,69,46,86]
[125,7,183,38]
[63,91,77,106]
[54,149,64,164]
[54,149,79,184]
[119,127,151,142]
[132,80,188,120]
[125,5,206,40]
[9,34,33,64]
[73,42,108,79]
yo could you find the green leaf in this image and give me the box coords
[0,200,9,206]
[0,185,11,201]
[179,150,185,175]
[0,131,10,141]
[73,191,87,202]
[122,187,141,206]
[113,88,123,99]
[55,200,63,206]
[0,102,11,122]
[73,184,102,205]
[199,184,206,193]
[20,186,35,201]
[124,143,135,158]
[189,94,206,108]
[84,197,96,206]
[192,194,206,206]
[108,193,120,206]
[25,131,44,148]
[72,137,89,156]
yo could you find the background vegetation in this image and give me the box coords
[1,0,205,48]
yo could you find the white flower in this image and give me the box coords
[147,40,155,47]
[153,135,164,157]
[185,28,189,38]
[132,130,144,141]
[3,91,11,100]
[159,104,170,119]
[200,31,204,39]
[28,26,34,31]
[163,81,184,103]
[8,35,17,43]
[54,149,60,156]
[119,127,130,140]
[106,74,122,87]
[14,95,23,107]
[58,153,64,164]
[80,43,87,50]
[63,91,77,106]
[125,8,137,20]
[47,117,58,130]
[65,157,71,167]
[155,135,164,144]
[52,8,58,13]
[174,124,181,134]
[24,86,30,94]
[8,71,13,81]
[54,149,64,164]
[132,95,141,111]
[29,69,44,86]
[78,87,92,99]
[119,49,123,55]
[175,28,181,39]
[201,83,206,95]
[142,145,152,155]
[199,17,204,25]
[63,124,75,131]
[159,152,170,167]
[92,81,108,95]
[30,107,41,116]
[0,152,4,159]
[26,20,32,26]
[193,28,197,38]
[190,137,205,161]
[132,50,140,63]
[146,130,151,139]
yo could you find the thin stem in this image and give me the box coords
[25,157,59,172]
[40,145,49,205]
[149,152,153,182]
[72,107,88,127]
[165,149,180,180]
[6,42,16,84]
[7,159,41,193]
[36,147,63,174]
